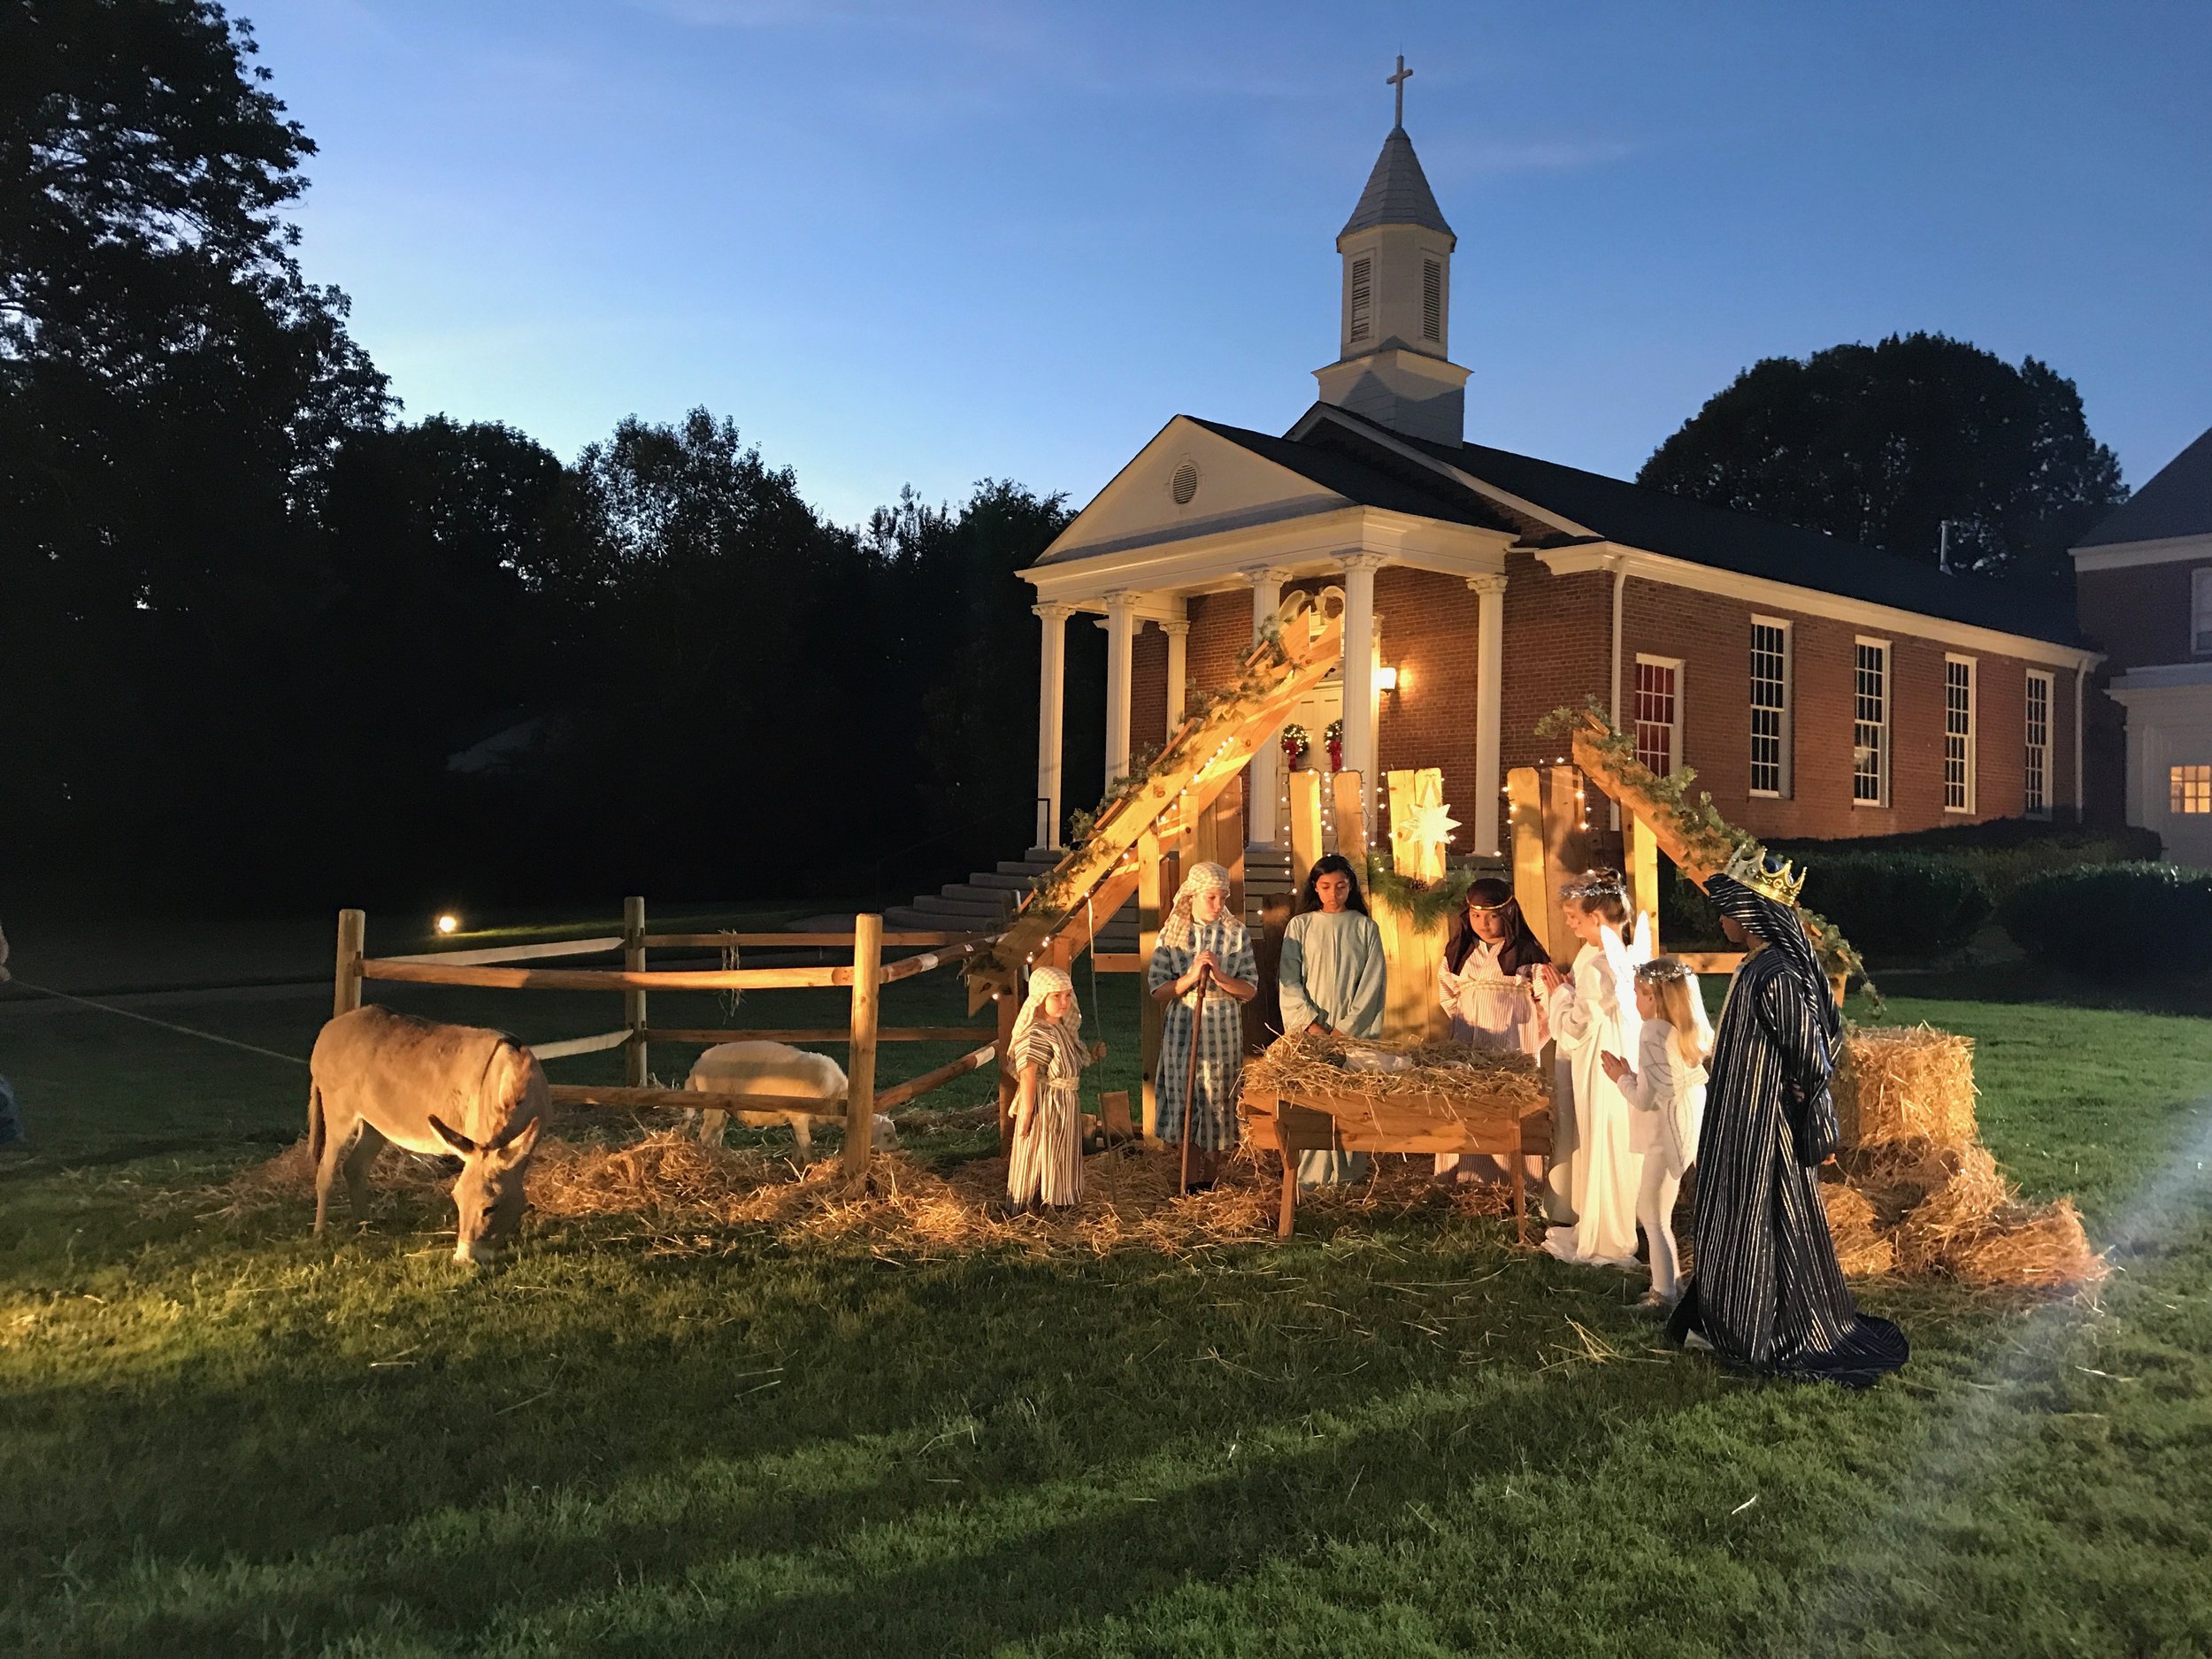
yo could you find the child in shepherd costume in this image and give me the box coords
[1148,861,1258,1191]
[1602,955,1710,1308]
[1434,877,1550,1182]
[1276,852,1386,1187]
[1667,850,1909,1386]
[1533,871,1644,1267]
[1006,964,1090,1214]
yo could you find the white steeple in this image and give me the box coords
[1313,58,1469,444]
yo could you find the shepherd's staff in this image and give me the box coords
[1178,962,1211,1198]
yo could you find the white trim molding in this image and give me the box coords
[2070,531,2212,572]
[1535,542,2100,673]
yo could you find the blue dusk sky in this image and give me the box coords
[251,1,2212,529]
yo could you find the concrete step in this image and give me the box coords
[965,870,1037,893]
[939,881,1018,910]
[999,857,1060,876]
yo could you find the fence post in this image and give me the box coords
[334,910,365,1020]
[326,909,365,1138]
[843,913,884,1179]
[623,895,649,1087]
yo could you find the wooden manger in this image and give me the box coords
[331,902,1001,1179]
[1240,1036,1552,1243]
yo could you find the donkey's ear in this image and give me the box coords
[488,1116,541,1161]
[428,1115,477,1156]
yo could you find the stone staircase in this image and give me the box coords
[886,844,1303,951]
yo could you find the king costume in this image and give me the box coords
[1668,857,1909,1387]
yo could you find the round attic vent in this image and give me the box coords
[1170,459,1201,505]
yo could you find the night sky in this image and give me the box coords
[253,0,2212,525]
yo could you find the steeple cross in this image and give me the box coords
[1386,54,1412,128]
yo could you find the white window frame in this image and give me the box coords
[2194,567,2212,657]
[1853,637,1891,808]
[2172,764,2212,817]
[1943,654,1977,814]
[1632,653,1685,778]
[1748,616,1792,798]
[2024,669,2053,819]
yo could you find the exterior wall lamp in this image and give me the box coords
[1378,663,1402,707]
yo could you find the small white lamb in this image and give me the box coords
[684,1041,897,1163]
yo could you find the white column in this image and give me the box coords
[1468,573,1508,856]
[1245,566,1290,845]
[1102,590,1139,798]
[1034,603,1074,849]
[1340,554,1387,828]
[1162,616,1191,733]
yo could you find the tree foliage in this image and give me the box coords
[1638,333,2125,583]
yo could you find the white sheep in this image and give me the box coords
[684,1041,897,1163]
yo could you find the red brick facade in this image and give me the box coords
[2077,559,2212,672]
[1140,557,2085,848]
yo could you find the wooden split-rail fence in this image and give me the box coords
[329,902,1002,1176]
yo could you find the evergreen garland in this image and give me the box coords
[1535,700,1876,997]
[1363,856,1479,930]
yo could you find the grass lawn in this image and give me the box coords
[2,950,2209,1657]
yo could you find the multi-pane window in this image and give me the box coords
[2194,568,2212,656]
[2024,671,2052,818]
[1634,657,1682,776]
[1348,256,1373,344]
[1944,656,1977,813]
[1749,619,1790,795]
[1853,640,1889,806]
[2173,765,2212,815]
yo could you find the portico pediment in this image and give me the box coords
[1035,416,1350,569]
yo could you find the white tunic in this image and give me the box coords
[1438,939,1546,1056]
[1542,928,1645,1268]
[1622,1019,1708,1180]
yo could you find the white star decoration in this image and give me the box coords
[1402,800,1460,850]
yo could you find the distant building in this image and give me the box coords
[2072,426,2212,865]
[1022,93,2101,857]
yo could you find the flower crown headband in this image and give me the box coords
[1634,956,1694,986]
[1560,870,1626,904]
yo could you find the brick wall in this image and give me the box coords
[1130,625,1167,757]
[2078,558,2212,670]
[1158,558,2088,845]
[1612,577,2079,835]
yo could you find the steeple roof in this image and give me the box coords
[1339,127,1453,242]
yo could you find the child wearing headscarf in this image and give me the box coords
[1148,861,1258,1190]
[1007,964,1090,1213]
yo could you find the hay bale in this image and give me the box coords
[1834,1025,1979,1149]
[1819,1179,1894,1277]
[1945,1199,2108,1289]
[1893,1141,2013,1271]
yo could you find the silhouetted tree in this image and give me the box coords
[1639,334,2125,584]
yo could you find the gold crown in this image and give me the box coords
[1722,843,1806,907]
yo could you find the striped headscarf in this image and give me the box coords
[1010,964,1083,1062]
[1707,874,1838,1042]
[1161,861,1233,949]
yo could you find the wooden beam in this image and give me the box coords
[1287,769,1324,893]
[360,961,851,991]
[872,1041,997,1113]
[1506,766,1551,958]
[843,915,883,1179]
[549,1083,844,1116]
[1138,830,1167,1145]
[644,931,978,949]
[1624,814,1662,956]
[529,1029,634,1061]
[876,938,989,985]
[1332,770,1366,862]
[379,935,625,966]
[642,1026,995,1045]
[1541,764,1583,956]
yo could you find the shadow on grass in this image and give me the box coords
[0,1202,1736,1657]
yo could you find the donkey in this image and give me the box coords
[309,1004,548,1264]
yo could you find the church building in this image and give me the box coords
[1022,84,2101,862]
